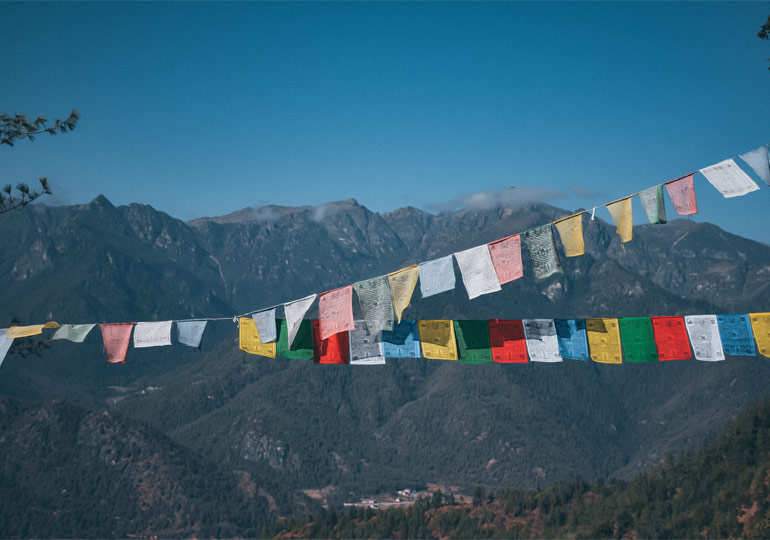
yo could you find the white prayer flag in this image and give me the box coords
[0,329,14,369]
[419,255,456,298]
[252,308,277,343]
[700,158,760,198]
[453,245,502,300]
[684,315,725,361]
[133,321,173,348]
[739,144,770,186]
[284,294,317,349]
[349,321,386,365]
[177,320,207,348]
[522,319,562,362]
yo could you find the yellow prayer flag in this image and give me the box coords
[388,265,419,323]
[7,321,60,339]
[749,313,770,357]
[239,317,276,358]
[418,320,458,361]
[586,318,622,364]
[553,213,585,257]
[606,197,633,243]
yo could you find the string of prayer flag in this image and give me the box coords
[454,245,502,299]
[284,294,317,349]
[388,265,419,323]
[313,319,349,364]
[523,319,562,362]
[418,320,458,360]
[239,316,276,358]
[381,320,421,358]
[651,316,691,361]
[717,314,756,356]
[349,321,386,365]
[488,319,528,363]
[252,308,278,344]
[522,224,564,280]
[618,317,658,363]
[277,319,313,359]
[553,214,585,257]
[739,144,770,186]
[453,320,493,364]
[52,324,95,343]
[354,276,395,334]
[318,285,355,341]
[133,321,173,348]
[638,185,667,225]
[177,320,207,349]
[700,158,760,198]
[554,319,589,361]
[749,313,770,358]
[586,318,622,364]
[606,197,633,244]
[666,174,698,216]
[684,315,725,361]
[418,256,456,299]
[487,234,524,283]
[100,323,134,364]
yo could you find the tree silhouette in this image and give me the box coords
[760,15,770,71]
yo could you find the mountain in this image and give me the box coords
[2,195,770,516]
[265,394,770,539]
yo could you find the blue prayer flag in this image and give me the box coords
[554,319,589,360]
[382,320,421,358]
[717,314,756,356]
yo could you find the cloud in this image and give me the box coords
[249,206,281,222]
[427,186,566,213]
[570,185,607,199]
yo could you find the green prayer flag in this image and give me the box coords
[52,323,96,343]
[453,320,493,364]
[277,319,313,359]
[638,185,667,225]
[618,317,658,362]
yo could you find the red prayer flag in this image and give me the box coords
[651,316,692,361]
[488,235,523,285]
[100,323,134,364]
[488,319,528,363]
[312,319,349,364]
[665,174,698,216]
[318,285,355,341]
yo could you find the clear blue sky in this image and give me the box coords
[3,2,769,242]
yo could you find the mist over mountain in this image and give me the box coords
[2,195,770,534]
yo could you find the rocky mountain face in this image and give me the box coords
[1,195,770,528]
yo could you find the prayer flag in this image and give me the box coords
[318,285,354,340]
[739,144,770,186]
[700,158,760,198]
[349,321,386,365]
[284,294,317,349]
[553,214,585,257]
[0,329,14,368]
[419,255,456,298]
[133,321,173,348]
[522,319,562,362]
[277,318,313,359]
[666,175,698,215]
[382,320,421,358]
[586,318,622,364]
[522,224,564,280]
[100,323,134,364]
[312,319,349,364]
[252,308,277,343]
[554,319,589,361]
[454,245,502,299]
[487,235,524,284]
[7,321,59,339]
[606,197,633,243]
[488,319,528,363]
[418,320,458,360]
[52,324,95,343]
[717,314,756,356]
[618,318,658,363]
[638,185,667,225]
[453,320,493,364]
[684,315,725,361]
[238,317,276,358]
[749,313,770,358]
[651,316,691,361]
[177,320,207,348]
[354,276,395,334]
[388,266,419,323]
